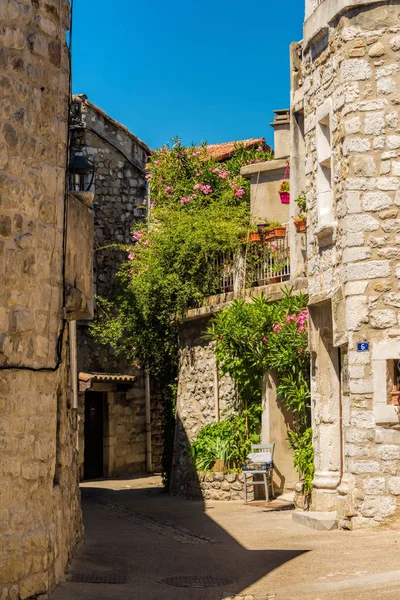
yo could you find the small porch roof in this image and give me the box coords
[79,372,136,392]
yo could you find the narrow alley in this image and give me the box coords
[50,477,400,600]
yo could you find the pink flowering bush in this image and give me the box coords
[146,137,272,211]
[207,288,313,494]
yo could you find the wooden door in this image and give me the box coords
[84,391,104,479]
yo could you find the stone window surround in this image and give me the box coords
[373,341,400,424]
[315,97,337,244]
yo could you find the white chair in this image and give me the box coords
[243,443,275,503]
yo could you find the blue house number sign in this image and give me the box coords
[357,342,369,352]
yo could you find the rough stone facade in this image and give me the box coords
[172,316,236,494]
[70,94,150,374]
[293,0,400,526]
[70,97,163,476]
[0,1,83,596]
[183,472,254,502]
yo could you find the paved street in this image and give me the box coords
[50,476,400,600]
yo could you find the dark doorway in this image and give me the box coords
[84,391,105,479]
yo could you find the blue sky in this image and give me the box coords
[72,1,304,150]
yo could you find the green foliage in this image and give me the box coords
[190,404,262,471]
[287,428,314,494]
[206,288,314,494]
[294,191,307,213]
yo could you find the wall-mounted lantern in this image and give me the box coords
[68,152,95,192]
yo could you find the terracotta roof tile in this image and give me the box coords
[205,138,272,162]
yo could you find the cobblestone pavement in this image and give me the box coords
[49,476,400,600]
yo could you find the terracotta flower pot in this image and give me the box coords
[268,276,281,284]
[294,218,307,233]
[266,226,286,240]
[279,192,290,204]
[246,231,261,243]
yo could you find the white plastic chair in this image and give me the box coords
[243,443,275,503]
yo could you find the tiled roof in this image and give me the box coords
[79,372,136,391]
[205,138,272,162]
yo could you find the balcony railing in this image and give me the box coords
[212,232,290,295]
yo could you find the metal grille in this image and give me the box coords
[248,234,290,286]
[68,573,127,584]
[213,231,290,294]
[161,575,233,588]
[213,251,235,293]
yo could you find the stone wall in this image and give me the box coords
[172,316,236,493]
[183,472,254,502]
[70,95,151,375]
[69,97,163,476]
[0,2,83,595]
[300,1,400,526]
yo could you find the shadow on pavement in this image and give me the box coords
[50,474,308,600]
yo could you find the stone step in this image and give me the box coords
[292,510,338,531]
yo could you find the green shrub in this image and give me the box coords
[191,404,262,471]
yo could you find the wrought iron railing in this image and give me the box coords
[212,232,290,295]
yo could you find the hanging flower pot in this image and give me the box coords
[279,191,290,204]
[279,164,290,204]
[294,218,307,233]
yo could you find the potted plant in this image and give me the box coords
[261,221,286,240]
[279,180,290,204]
[293,191,307,233]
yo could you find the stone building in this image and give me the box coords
[0,1,93,596]
[69,96,164,479]
[174,0,400,525]
[288,0,400,527]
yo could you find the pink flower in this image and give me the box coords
[219,171,228,179]
[273,324,281,333]
[196,171,201,176]
[155,159,160,164]
[133,230,143,242]
[128,253,135,261]
[192,151,200,156]
[297,349,303,354]
[165,185,173,194]
[212,167,220,173]
[262,336,268,344]
[145,173,151,180]
[193,183,202,190]
[202,184,212,194]
[256,146,263,152]
[235,188,245,197]
[180,197,188,204]
[298,325,306,332]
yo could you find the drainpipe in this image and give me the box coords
[145,368,152,472]
[69,320,78,410]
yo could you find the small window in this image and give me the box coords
[387,359,400,406]
[316,99,334,228]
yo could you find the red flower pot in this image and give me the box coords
[279,192,290,204]
[244,231,261,243]
[294,219,307,233]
